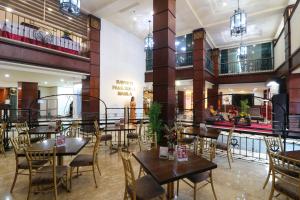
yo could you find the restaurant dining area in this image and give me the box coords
[1,0,300,200]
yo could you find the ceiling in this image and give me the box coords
[81,0,295,48]
[0,61,86,88]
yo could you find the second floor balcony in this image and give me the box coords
[219,57,274,75]
[0,6,89,58]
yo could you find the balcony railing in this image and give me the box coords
[0,6,89,57]
[146,51,193,71]
[219,58,274,75]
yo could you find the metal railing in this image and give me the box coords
[145,51,193,71]
[219,57,274,75]
[0,6,89,57]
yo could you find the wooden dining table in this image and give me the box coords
[104,124,136,152]
[133,148,217,199]
[281,150,300,161]
[18,138,90,165]
[181,127,221,140]
[29,126,62,139]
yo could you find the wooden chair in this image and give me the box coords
[127,120,143,148]
[69,122,102,189]
[216,127,234,169]
[15,122,41,143]
[93,120,112,150]
[263,136,284,189]
[10,134,37,193]
[120,152,166,200]
[0,123,6,156]
[66,121,79,138]
[25,147,68,200]
[268,152,300,200]
[176,123,196,147]
[177,137,218,200]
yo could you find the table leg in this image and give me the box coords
[167,182,175,199]
[58,156,64,166]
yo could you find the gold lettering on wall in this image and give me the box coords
[112,80,135,96]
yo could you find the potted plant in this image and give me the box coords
[147,102,163,145]
[235,99,251,126]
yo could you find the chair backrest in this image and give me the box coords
[197,137,216,161]
[227,127,235,149]
[93,127,102,163]
[67,121,79,138]
[15,122,29,135]
[269,152,300,195]
[264,136,283,154]
[0,126,4,146]
[120,152,136,199]
[10,134,31,157]
[138,120,143,137]
[25,147,56,183]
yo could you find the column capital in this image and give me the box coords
[193,28,206,40]
[212,48,220,57]
[88,15,101,30]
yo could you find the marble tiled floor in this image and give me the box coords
[0,144,286,200]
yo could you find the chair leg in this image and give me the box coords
[70,167,73,191]
[92,165,98,188]
[210,174,218,200]
[227,151,232,169]
[26,181,31,200]
[269,183,275,200]
[176,180,179,196]
[123,189,127,200]
[54,181,58,200]
[10,169,18,193]
[193,183,197,200]
[263,168,271,189]
[96,160,101,176]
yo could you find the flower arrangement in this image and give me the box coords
[164,124,177,145]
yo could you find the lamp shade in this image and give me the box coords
[60,0,80,16]
[230,8,247,37]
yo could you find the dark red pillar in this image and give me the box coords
[153,0,176,126]
[18,82,38,121]
[212,48,220,77]
[193,29,206,124]
[82,16,100,121]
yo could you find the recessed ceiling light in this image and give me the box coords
[5,19,9,22]
[150,11,154,15]
[133,17,137,21]
[44,81,48,85]
[68,16,72,20]
[223,2,227,6]
[47,7,53,11]
[6,7,13,12]
[60,79,64,82]
[4,74,10,78]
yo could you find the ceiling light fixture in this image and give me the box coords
[60,0,80,16]
[144,20,154,51]
[230,0,247,37]
[44,81,48,84]
[5,7,13,12]
[47,7,53,12]
[237,35,247,61]
[4,74,10,78]
[60,79,64,82]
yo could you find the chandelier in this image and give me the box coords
[144,20,154,51]
[60,0,80,16]
[237,42,247,60]
[230,0,247,37]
